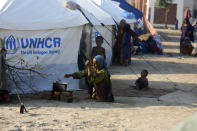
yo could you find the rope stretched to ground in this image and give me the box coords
[127,62,161,99]
[7,67,28,113]
[128,66,139,79]
[127,54,184,91]
[139,55,185,91]
[62,1,112,48]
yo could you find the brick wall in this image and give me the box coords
[154,4,177,25]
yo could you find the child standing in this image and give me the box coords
[135,70,149,90]
[91,36,106,60]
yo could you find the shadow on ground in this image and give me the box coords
[110,59,197,74]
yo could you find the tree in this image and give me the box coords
[156,0,173,29]
[6,56,48,93]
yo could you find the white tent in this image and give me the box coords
[87,0,138,68]
[0,0,117,29]
[90,0,137,24]
[0,0,117,93]
[70,0,115,25]
[67,0,115,67]
[0,0,88,30]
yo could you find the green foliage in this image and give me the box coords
[156,0,173,8]
[20,57,25,65]
[7,55,47,93]
[155,0,174,28]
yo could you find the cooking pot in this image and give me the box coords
[53,82,67,92]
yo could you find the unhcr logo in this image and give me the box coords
[5,35,18,54]
[5,35,61,50]
[4,35,61,55]
[6,35,18,50]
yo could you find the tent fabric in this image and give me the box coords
[72,0,115,25]
[0,0,116,30]
[111,0,143,20]
[0,0,119,93]
[144,18,157,36]
[0,0,88,30]
[0,27,83,93]
[90,0,137,24]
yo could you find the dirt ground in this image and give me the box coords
[1,29,197,131]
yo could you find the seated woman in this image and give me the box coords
[180,18,194,55]
[180,37,193,55]
[64,55,114,102]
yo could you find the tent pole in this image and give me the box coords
[8,68,28,114]
[79,8,112,48]
[62,1,112,48]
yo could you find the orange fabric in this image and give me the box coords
[144,18,157,36]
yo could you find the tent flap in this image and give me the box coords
[111,0,143,20]
[0,27,83,93]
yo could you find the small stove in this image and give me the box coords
[51,82,73,102]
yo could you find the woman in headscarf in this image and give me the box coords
[180,18,194,55]
[123,23,132,66]
[64,55,114,102]
[113,19,126,64]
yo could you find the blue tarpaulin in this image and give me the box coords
[122,10,136,20]
[111,0,143,20]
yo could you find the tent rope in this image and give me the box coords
[128,66,140,79]
[139,55,182,91]
[79,9,112,48]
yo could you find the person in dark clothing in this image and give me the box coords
[180,37,193,56]
[113,19,126,64]
[146,35,160,54]
[180,18,194,54]
[193,20,197,42]
[130,28,140,46]
[123,24,132,66]
[135,70,149,90]
[180,18,194,42]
